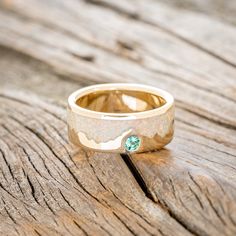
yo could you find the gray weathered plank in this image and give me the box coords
[0,90,190,236]
[0,0,236,235]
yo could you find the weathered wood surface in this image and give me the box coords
[0,0,236,235]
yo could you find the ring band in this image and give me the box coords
[67,83,174,153]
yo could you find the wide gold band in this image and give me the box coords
[67,83,174,153]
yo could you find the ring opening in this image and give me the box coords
[76,90,166,113]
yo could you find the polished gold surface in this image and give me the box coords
[67,83,175,153]
[76,90,166,113]
[68,122,174,153]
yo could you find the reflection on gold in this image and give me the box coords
[137,125,174,153]
[76,90,166,113]
[78,129,132,150]
[68,124,174,153]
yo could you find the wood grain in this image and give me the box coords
[0,0,236,235]
[0,91,191,236]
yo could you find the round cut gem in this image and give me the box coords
[125,135,141,152]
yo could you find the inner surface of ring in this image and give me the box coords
[76,90,166,113]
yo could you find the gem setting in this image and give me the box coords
[125,135,141,152]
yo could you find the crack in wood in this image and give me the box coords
[0,1,236,231]
[120,154,153,200]
[121,154,210,236]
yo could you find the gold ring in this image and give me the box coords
[67,83,174,153]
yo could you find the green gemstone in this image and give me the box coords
[125,135,141,152]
